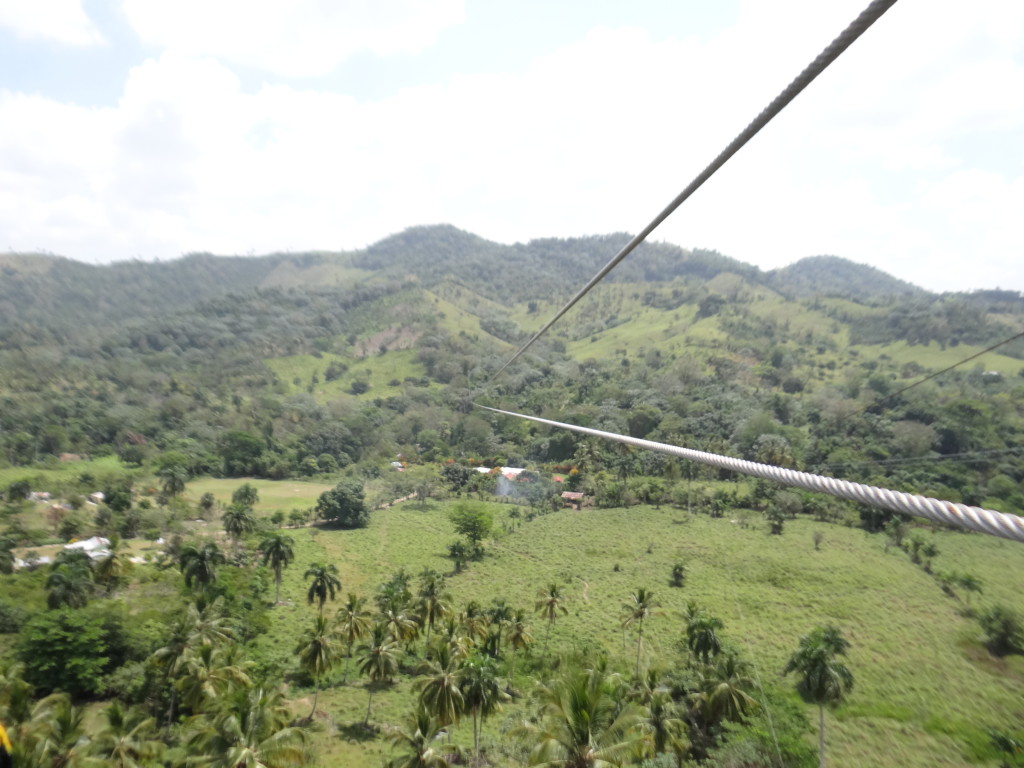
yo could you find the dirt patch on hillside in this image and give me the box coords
[354,326,421,358]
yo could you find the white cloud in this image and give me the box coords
[120,0,465,77]
[1,0,1022,292]
[0,0,104,45]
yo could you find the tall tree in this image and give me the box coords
[304,563,341,616]
[258,533,295,604]
[94,534,131,594]
[686,613,724,666]
[335,593,372,682]
[89,701,164,768]
[519,665,649,768]
[296,615,342,720]
[458,654,508,759]
[179,541,226,591]
[414,643,464,734]
[695,653,759,727]
[358,624,402,724]
[177,644,252,714]
[45,562,93,609]
[222,504,257,554]
[386,708,454,768]
[783,625,854,768]
[621,588,660,679]
[186,685,305,768]
[534,583,568,661]
[417,569,452,649]
[506,609,534,688]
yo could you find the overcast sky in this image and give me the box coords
[1,0,1022,292]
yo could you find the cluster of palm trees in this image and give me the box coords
[292,565,538,760]
[0,595,306,767]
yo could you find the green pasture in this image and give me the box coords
[263,349,428,401]
[853,341,1024,376]
[229,488,1024,768]
[184,477,335,516]
[0,455,129,489]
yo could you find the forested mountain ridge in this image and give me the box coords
[766,254,923,299]
[6,221,983,344]
[2,226,1024,768]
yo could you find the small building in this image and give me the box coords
[561,491,585,509]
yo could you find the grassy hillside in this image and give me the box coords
[193,484,1024,768]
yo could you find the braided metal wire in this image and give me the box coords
[490,0,899,381]
[478,406,1024,544]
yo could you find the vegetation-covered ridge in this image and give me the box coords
[1,225,1023,766]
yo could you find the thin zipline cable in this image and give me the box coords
[857,329,1024,416]
[476,405,1024,544]
[819,446,1024,471]
[489,0,899,382]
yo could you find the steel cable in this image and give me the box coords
[489,0,899,381]
[477,405,1024,544]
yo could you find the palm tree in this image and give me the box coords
[519,665,649,768]
[621,588,660,679]
[159,465,188,499]
[0,539,15,575]
[386,708,455,768]
[296,614,342,720]
[695,653,758,727]
[45,562,93,609]
[415,643,464,732]
[304,562,341,616]
[459,601,490,647]
[645,689,688,766]
[686,613,724,665]
[458,654,508,759]
[535,583,568,660]
[185,597,236,648]
[486,599,513,659]
[258,533,295,604]
[89,701,163,768]
[94,534,131,594]
[417,569,452,649]
[506,609,534,687]
[222,504,257,553]
[186,685,305,768]
[358,623,403,725]
[335,593,372,682]
[25,693,93,768]
[177,644,252,714]
[783,625,854,768]
[383,608,420,647]
[179,541,226,591]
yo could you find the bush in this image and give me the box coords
[0,600,29,633]
[17,603,139,697]
[980,604,1024,656]
[315,479,370,528]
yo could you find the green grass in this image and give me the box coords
[0,455,129,488]
[853,341,1023,376]
[184,477,335,516]
[228,491,1024,768]
[262,349,428,401]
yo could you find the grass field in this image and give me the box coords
[184,477,336,516]
[0,455,129,489]
[263,349,429,402]
[225,487,1024,768]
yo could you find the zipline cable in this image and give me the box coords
[476,404,1024,544]
[856,329,1024,416]
[489,0,899,382]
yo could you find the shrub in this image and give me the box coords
[0,600,29,633]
